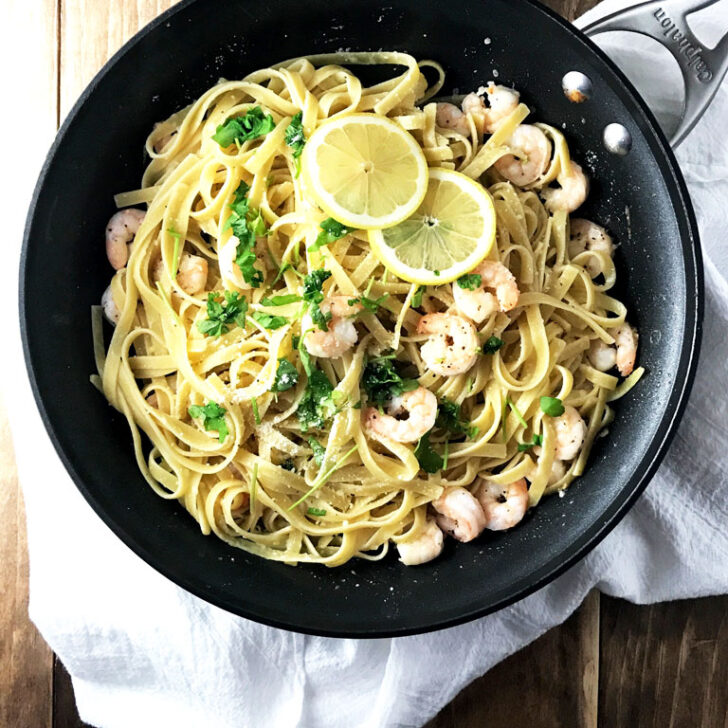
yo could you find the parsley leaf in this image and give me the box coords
[307,506,327,516]
[251,397,261,425]
[457,273,482,290]
[260,293,302,306]
[196,291,248,337]
[348,293,388,314]
[517,433,544,452]
[415,432,443,474]
[310,218,353,252]
[302,268,332,331]
[540,396,565,417]
[285,112,306,174]
[223,181,267,288]
[272,358,299,392]
[412,285,426,308]
[308,436,326,466]
[435,398,477,439]
[188,401,229,443]
[251,311,288,329]
[297,368,335,431]
[483,336,504,354]
[506,396,529,428]
[361,357,418,405]
[212,107,275,147]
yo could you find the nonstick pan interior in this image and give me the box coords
[21,0,701,636]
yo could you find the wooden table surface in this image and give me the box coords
[1,1,727,726]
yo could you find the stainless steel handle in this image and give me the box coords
[582,0,728,147]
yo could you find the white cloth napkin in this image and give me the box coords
[3,2,728,726]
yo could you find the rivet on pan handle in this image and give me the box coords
[582,0,728,147]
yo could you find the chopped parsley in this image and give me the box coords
[297,368,335,431]
[260,293,302,306]
[251,396,261,425]
[272,358,299,392]
[457,273,482,290]
[483,336,504,354]
[415,432,444,474]
[540,396,565,417]
[517,433,544,452]
[251,311,288,329]
[284,112,306,174]
[223,181,267,288]
[348,293,388,314]
[412,285,426,308]
[310,218,353,253]
[361,356,418,405]
[308,437,326,466]
[212,106,275,147]
[506,396,528,428]
[436,398,478,439]
[188,401,229,443]
[307,506,327,517]
[196,291,248,337]
[302,268,332,331]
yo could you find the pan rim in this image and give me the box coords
[19,0,703,637]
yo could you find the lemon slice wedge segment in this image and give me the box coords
[302,113,428,230]
[368,168,496,285]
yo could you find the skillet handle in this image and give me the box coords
[582,0,728,147]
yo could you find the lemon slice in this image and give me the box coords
[368,168,496,285]
[302,113,428,230]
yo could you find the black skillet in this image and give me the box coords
[21,0,702,637]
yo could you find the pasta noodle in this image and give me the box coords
[94,52,643,567]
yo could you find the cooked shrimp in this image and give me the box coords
[494,124,552,186]
[432,487,487,543]
[176,253,208,295]
[397,519,444,565]
[542,162,589,213]
[101,283,121,325]
[303,296,363,358]
[612,323,638,377]
[462,83,520,134]
[568,219,614,278]
[588,323,638,377]
[548,459,567,486]
[452,260,520,323]
[106,208,145,270]
[417,313,480,376]
[363,386,437,444]
[435,102,469,136]
[553,406,587,461]
[588,339,617,372]
[476,478,529,531]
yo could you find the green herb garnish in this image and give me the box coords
[251,311,288,330]
[196,291,248,337]
[302,268,333,331]
[188,401,229,443]
[272,358,299,392]
[307,506,327,517]
[287,444,358,509]
[412,285,426,308]
[348,293,389,314]
[310,217,353,252]
[251,396,261,425]
[212,106,275,147]
[308,437,326,466]
[457,273,482,290]
[517,433,544,452]
[260,293,302,306]
[540,396,565,417]
[297,368,335,431]
[483,336,504,354]
[506,396,528,428]
[435,398,477,439]
[415,432,443,474]
[361,356,418,405]
[285,112,306,175]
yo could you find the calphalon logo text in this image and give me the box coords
[654,7,713,82]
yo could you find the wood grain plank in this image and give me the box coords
[59,0,179,120]
[541,0,602,21]
[599,596,728,728]
[53,658,88,728]
[426,590,600,728]
[0,0,59,725]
